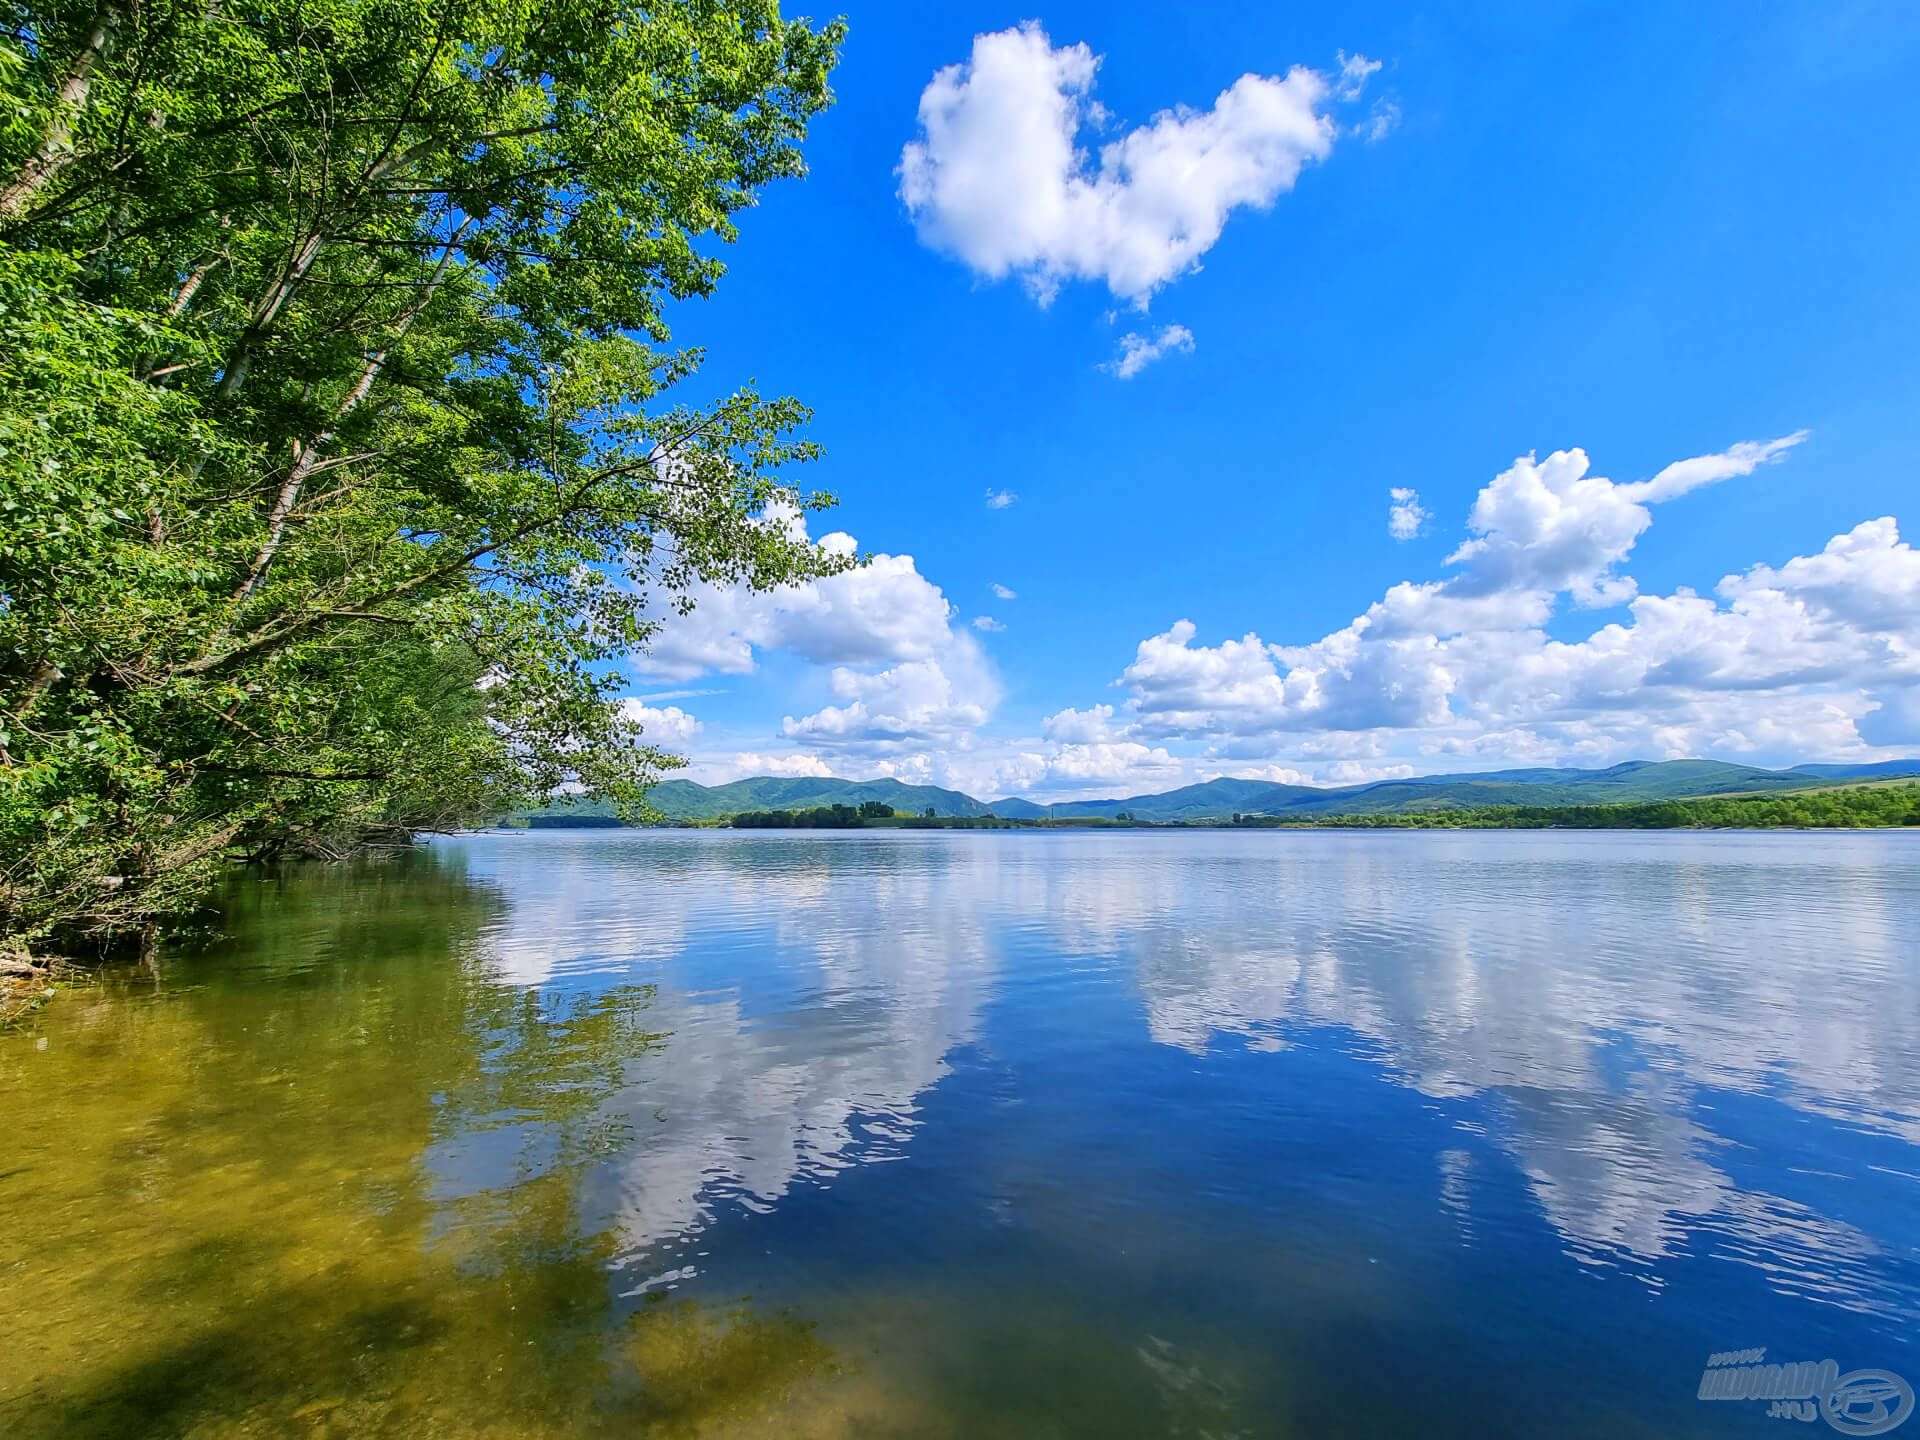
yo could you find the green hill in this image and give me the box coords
[986,760,1815,822]
[648,776,992,820]
[1009,777,1319,822]
[1787,760,1920,781]
[1414,758,1797,797]
[1265,781,1920,831]
[506,757,1920,827]
[509,776,994,825]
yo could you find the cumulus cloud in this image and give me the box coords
[1043,704,1120,743]
[1720,513,1918,628]
[646,429,1917,799]
[635,504,1005,777]
[782,637,1000,754]
[1011,704,1183,788]
[991,583,1018,600]
[689,750,837,783]
[1444,432,1806,607]
[971,615,1006,633]
[1123,624,1304,734]
[1219,762,1314,786]
[1388,486,1428,540]
[899,23,1369,304]
[985,488,1018,510]
[639,506,958,682]
[1105,323,1195,379]
[1038,740,1185,787]
[1104,431,1920,769]
[617,700,703,748]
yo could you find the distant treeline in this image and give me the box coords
[730,802,897,828]
[1226,783,1920,830]
[506,782,1920,833]
[727,804,1036,829]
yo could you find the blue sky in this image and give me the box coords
[626,2,1920,799]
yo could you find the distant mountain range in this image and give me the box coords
[517,758,1920,826]
[645,775,1000,820]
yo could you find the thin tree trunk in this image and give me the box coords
[230,224,468,601]
[0,0,124,223]
[167,250,220,316]
[208,130,461,402]
[213,229,326,399]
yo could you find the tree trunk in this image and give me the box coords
[0,0,125,224]
[232,225,468,601]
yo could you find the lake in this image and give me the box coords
[4,829,1919,1437]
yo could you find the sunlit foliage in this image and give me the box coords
[0,0,847,945]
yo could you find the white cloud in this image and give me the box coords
[991,583,1018,600]
[1105,323,1195,379]
[899,23,1369,304]
[1443,434,1805,609]
[651,429,1919,800]
[639,506,958,682]
[1038,740,1184,787]
[1356,100,1400,143]
[1622,431,1808,504]
[1043,704,1120,743]
[1321,759,1416,784]
[1720,513,1918,628]
[985,487,1017,510]
[971,615,1006,633]
[1219,762,1314,786]
[617,700,703,748]
[782,635,1001,755]
[1122,623,1304,734]
[1334,51,1381,101]
[685,750,839,783]
[1099,432,1920,769]
[1388,486,1428,540]
[987,703,1183,790]
[637,504,1005,782]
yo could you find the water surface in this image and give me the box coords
[4,829,1918,1437]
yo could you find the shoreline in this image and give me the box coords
[485,819,1920,835]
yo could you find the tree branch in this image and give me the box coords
[230,218,471,601]
[0,0,126,223]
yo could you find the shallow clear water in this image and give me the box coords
[5,829,1920,1437]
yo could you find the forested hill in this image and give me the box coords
[1003,758,1920,821]
[511,758,1920,826]
[650,777,994,820]
[520,777,992,824]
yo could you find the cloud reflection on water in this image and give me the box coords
[445,830,1920,1316]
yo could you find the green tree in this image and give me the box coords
[0,0,847,949]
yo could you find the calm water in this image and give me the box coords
[5,830,1920,1438]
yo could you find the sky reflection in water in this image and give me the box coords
[5,829,1918,1438]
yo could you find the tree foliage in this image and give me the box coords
[726,801,897,828]
[0,0,847,945]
